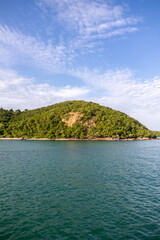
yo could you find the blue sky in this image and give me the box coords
[0,0,160,130]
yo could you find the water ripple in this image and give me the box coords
[0,140,160,239]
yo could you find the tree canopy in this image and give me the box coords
[0,101,156,139]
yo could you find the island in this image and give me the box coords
[0,100,157,140]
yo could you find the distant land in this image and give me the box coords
[0,100,158,140]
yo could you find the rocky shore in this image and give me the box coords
[0,137,157,141]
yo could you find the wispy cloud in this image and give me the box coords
[0,67,89,110]
[0,0,140,72]
[0,25,71,72]
[38,0,140,42]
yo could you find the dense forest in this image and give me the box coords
[0,100,157,139]
[152,131,160,137]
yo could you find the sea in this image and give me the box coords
[0,140,160,240]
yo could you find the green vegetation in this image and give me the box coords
[0,101,157,139]
[152,131,160,137]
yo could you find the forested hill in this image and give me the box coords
[0,100,156,139]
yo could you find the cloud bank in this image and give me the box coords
[0,68,89,110]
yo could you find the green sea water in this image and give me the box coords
[0,140,160,240]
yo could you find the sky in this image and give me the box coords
[0,0,160,130]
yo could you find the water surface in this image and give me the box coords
[0,140,160,239]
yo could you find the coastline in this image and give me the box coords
[0,137,157,141]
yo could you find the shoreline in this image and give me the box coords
[0,137,157,141]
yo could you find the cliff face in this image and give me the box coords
[0,100,156,139]
[62,112,83,127]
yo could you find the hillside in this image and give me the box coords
[0,100,156,139]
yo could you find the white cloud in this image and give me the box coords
[38,0,140,41]
[53,85,88,98]
[0,45,17,66]
[0,0,141,72]
[0,68,89,110]
[0,25,71,72]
